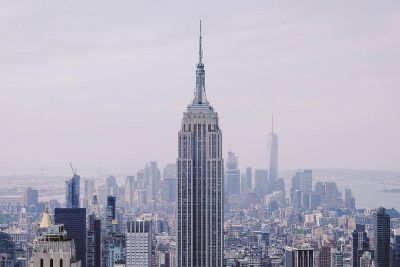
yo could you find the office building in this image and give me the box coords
[352,224,370,267]
[374,207,390,267]
[54,208,86,267]
[87,214,101,267]
[390,229,400,267]
[285,247,314,267]
[126,220,152,267]
[177,22,224,267]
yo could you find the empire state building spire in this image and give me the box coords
[191,20,209,107]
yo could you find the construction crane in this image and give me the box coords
[70,163,78,176]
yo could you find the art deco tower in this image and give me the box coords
[177,22,224,267]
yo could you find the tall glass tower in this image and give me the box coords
[65,173,80,208]
[177,22,224,267]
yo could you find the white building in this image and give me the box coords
[126,220,152,267]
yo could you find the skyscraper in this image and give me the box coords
[65,171,80,208]
[267,115,278,193]
[87,214,101,267]
[352,224,370,267]
[163,164,177,202]
[254,169,268,198]
[177,22,224,267]
[24,187,38,212]
[374,207,390,267]
[54,208,86,267]
[390,229,400,267]
[83,178,95,209]
[126,220,152,267]
[225,151,240,196]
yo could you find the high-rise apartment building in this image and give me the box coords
[126,220,152,267]
[54,208,86,267]
[177,22,224,267]
[374,207,390,267]
[226,151,240,196]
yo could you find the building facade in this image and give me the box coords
[177,22,224,267]
[54,208,86,267]
[126,221,152,267]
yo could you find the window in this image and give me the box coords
[60,259,63,267]
[50,259,53,267]
[40,259,43,267]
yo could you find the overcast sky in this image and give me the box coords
[0,1,399,175]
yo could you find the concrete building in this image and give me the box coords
[177,22,224,267]
[126,221,152,267]
[29,224,80,267]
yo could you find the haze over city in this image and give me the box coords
[1,1,399,174]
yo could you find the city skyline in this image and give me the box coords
[1,1,399,174]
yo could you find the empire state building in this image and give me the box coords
[177,22,224,267]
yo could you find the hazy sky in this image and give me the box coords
[1,1,399,175]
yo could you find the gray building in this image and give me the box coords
[177,22,224,267]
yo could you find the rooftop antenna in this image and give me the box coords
[70,163,77,176]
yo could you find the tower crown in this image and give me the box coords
[188,21,213,112]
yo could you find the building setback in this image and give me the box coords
[177,22,224,267]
